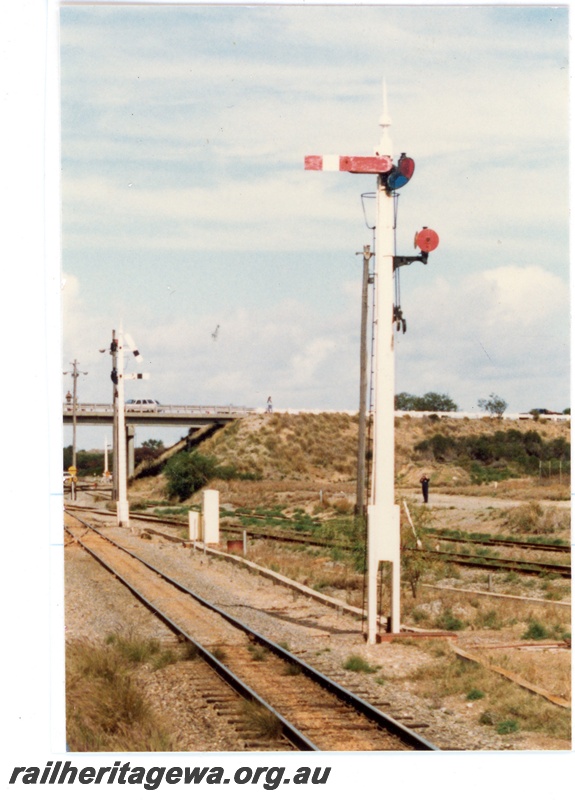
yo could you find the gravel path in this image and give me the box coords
[402,491,571,511]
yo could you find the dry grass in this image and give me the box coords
[240,700,283,739]
[66,637,177,751]
[483,649,571,701]
[209,477,357,518]
[200,412,360,482]
[243,540,365,605]
[404,586,571,632]
[402,640,571,742]
[504,501,571,537]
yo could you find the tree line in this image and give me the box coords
[414,428,570,479]
[63,440,166,476]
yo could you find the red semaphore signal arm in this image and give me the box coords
[304,154,393,174]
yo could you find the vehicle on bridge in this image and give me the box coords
[126,399,161,412]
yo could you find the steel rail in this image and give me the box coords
[65,510,439,751]
[64,518,317,752]
[408,548,571,577]
[65,504,570,576]
[426,532,570,553]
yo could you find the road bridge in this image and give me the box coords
[63,402,252,427]
[63,403,252,479]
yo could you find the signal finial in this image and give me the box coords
[377,79,393,158]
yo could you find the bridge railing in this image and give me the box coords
[63,403,253,416]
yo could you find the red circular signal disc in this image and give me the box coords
[399,156,415,179]
[415,228,439,252]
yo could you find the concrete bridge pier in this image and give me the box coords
[127,425,135,478]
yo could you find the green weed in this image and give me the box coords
[343,654,378,673]
[497,719,519,735]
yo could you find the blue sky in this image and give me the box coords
[60,3,569,450]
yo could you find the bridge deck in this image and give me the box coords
[63,403,252,426]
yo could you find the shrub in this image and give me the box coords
[470,463,513,484]
[466,688,485,701]
[507,502,543,534]
[522,619,550,640]
[163,451,218,501]
[412,429,570,479]
[434,610,466,631]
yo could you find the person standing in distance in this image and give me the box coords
[420,474,430,503]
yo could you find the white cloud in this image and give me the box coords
[62,169,368,253]
[477,265,567,325]
[396,264,569,411]
[288,337,338,385]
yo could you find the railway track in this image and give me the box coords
[67,503,570,578]
[407,548,571,577]
[426,532,570,554]
[64,509,438,752]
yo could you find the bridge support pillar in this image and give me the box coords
[126,425,135,477]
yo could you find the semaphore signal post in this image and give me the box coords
[109,328,149,526]
[305,86,439,643]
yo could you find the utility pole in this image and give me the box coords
[103,436,110,478]
[64,359,87,501]
[356,244,372,518]
[305,85,438,642]
[64,359,88,470]
[110,330,119,501]
[115,329,130,525]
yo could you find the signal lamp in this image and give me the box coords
[414,227,439,253]
[386,153,415,190]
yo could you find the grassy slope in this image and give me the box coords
[198,412,570,486]
[129,413,570,512]
[199,411,361,482]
